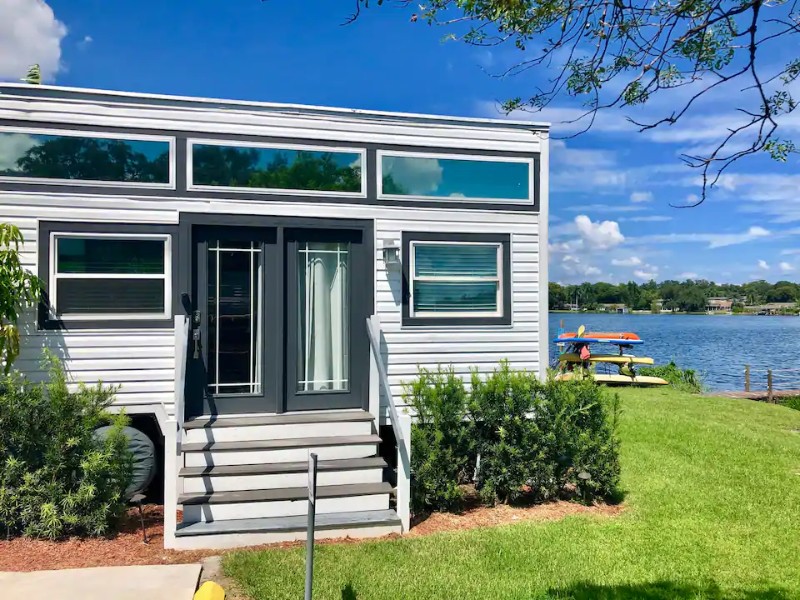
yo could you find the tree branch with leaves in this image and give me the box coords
[0,224,42,371]
[351,0,799,204]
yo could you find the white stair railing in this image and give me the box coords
[164,314,190,549]
[366,314,411,532]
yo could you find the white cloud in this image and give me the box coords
[779,262,795,273]
[611,257,642,267]
[633,268,658,280]
[680,272,699,279]
[630,225,770,249]
[0,0,67,82]
[630,191,653,203]
[381,156,442,195]
[0,133,38,170]
[758,260,770,271]
[781,248,800,256]
[78,34,93,50]
[574,215,625,250]
[621,215,674,223]
[560,254,602,279]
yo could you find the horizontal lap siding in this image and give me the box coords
[1,197,179,417]
[376,215,541,410]
[1,191,542,420]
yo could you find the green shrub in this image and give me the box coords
[0,353,133,539]
[781,396,800,411]
[469,362,552,505]
[404,366,473,514]
[470,366,621,505]
[639,361,703,393]
[539,377,622,502]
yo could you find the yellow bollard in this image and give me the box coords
[194,581,225,600]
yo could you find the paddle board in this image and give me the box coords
[553,337,644,345]
[556,373,668,386]
[559,353,655,365]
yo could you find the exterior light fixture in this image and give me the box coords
[382,239,401,267]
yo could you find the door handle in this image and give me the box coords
[192,328,201,360]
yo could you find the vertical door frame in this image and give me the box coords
[178,212,374,417]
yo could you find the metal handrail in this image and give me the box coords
[366,315,410,473]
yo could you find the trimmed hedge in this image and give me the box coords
[405,362,621,514]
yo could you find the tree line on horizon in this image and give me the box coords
[550,279,800,313]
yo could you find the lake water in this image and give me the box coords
[548,313,800,391]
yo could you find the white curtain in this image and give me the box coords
[300,243,349,392]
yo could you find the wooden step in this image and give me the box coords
[179,456,387,478]
[175,509,400,545]
[179,482,393,506]
[181,434,382,453]
[184,410,373,430]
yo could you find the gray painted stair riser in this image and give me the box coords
[170,524,402,550]
[183,443,378,467]
[181,466,383,493]
[183,410,373,430]
[181,493,390,522]
[176,509,400,536]
[182,420,372,444]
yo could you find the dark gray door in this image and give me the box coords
[284,228,369,411]
[186,222,370,417]
[189,226,278,416]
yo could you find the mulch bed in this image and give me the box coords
[0,499,623,572]
[0,505,217,572]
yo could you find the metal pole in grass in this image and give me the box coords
[305,452,318,600]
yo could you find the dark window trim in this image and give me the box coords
[187,138,367,198]
[377,149,534,205]
[401,231,512,327]
[0,118,540,212]
[179,212,374,416]
[38,221,180,330]
[0,125,176,189]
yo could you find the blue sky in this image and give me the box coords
[2,0,799,285]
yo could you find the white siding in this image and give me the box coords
[0,87,546,154]
[375,217,541,411]
[2,197,178,416]
[0,87,548,423]
[3,191,543,420]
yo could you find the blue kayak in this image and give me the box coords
[553,337,644,345]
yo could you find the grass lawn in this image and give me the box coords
[223,388,800,599]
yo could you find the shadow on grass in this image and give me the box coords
[547,581,792,599]
[341,583,358,599]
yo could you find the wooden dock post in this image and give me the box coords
[744,365,750,392]
[767,369,774,403]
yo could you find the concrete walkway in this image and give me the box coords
[0,563,202,600]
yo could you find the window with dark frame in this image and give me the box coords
[402,232,512,327]
[45,232,172,323]
[0,128,173,186]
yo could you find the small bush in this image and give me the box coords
[404,366,473,514]
[639,361,703,393]
[406,362,622,513]
[469,362,552,505]
[470,365,621,505]
[0,353,133,539]
[781,396,800,411]
[539,377,621,502]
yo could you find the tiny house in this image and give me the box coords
[0,84,549,549]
